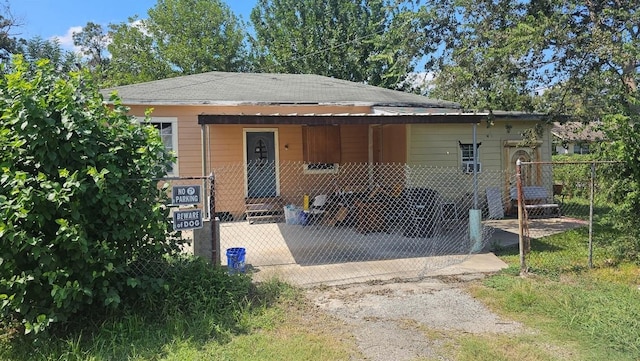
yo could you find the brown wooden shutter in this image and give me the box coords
[302,125,341,163]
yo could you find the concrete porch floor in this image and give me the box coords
[206,216,589,287]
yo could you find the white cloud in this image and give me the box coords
[402,71,435,92]
[130,19,150,36]
[50,26,83,53]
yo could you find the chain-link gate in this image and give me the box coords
[210,161,510,286]
[514,160,620,275]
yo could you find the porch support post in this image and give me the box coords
[368,124,374,188]
[472,122,479,209]
[469,122,483,252]
[201,123,209,218]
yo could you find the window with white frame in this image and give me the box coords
[137,117,178,175]
[459,142,481,173]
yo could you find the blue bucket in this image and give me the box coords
[226,247,246,274]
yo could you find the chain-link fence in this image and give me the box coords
[514,160,620,275]
[113,176,214,283]
[127,160,624,284]
[210,161,512,286]
[157,176,216,259]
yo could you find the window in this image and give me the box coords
[137,117,178,175]
[252,138,269,165]
[459,142,481,173]
[573,143,590,154]
[302,125,341,174]
[460,143,476,163]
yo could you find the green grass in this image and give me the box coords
[558,196,614,221]
[471,210,640,361]
[1,272,356,361]
[466,194,640,360]
[494,215,620,276]
[469,270,640,361]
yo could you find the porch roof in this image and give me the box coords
[197,108,547,125]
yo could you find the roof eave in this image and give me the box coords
[197,113,491,125]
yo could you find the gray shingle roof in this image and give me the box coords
[551,122,605,142]
[102,71,460,109]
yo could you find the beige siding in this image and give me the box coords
[177,117,203,176]
[406,121,552,203]
[407,121,551,170]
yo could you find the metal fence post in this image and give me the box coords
[516,159,527,275]
[588,162,595,269]
[209,172,217,265]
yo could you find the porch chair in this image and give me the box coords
[304,194,328,224]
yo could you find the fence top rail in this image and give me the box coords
[127,175,213,181]
[519,160,621,165]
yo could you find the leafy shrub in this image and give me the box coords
[155,256,252,318]
[598,112,640,263]
[552,153,596,199]
[0,57,181,333]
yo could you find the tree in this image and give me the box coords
[106,17,174,86]
[147,0,247,74]
[416,0,543,111]
[72,22,110,81]
[0,56,180,333]
[0,2,24,61]
[418,0,639,116]
[249,0,423,89]
[106,0,248,85]
[20,36,78,73]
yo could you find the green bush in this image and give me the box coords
[598,112,640,263]
[0,57,181,333]
[552,153,596,199]
[158,256,252,318]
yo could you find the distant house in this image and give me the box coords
[552,122,605,155]
[102,72,552,218]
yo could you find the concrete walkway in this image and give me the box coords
[251,252,510,287]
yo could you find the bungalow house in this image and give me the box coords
[552,121,605,155]
[103,72,552,220]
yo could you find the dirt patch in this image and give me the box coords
[306,274,525,361]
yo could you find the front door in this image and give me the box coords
[246,131,277,198]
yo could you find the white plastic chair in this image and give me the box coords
[307,194,327,215]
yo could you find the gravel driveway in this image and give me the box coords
[307,274,525,361]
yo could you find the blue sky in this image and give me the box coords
[8,0,256,49]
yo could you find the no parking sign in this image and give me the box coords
[171,185,203,231]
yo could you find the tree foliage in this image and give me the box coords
[421,0,538,111]
[249,0,424,89]
[418,0,639,115]
[105,0,247,85]
[0,57,180,333]
[148,0,247,74]
[106,17,174,86]
[20,36,78,73]
[72,22,110,81]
